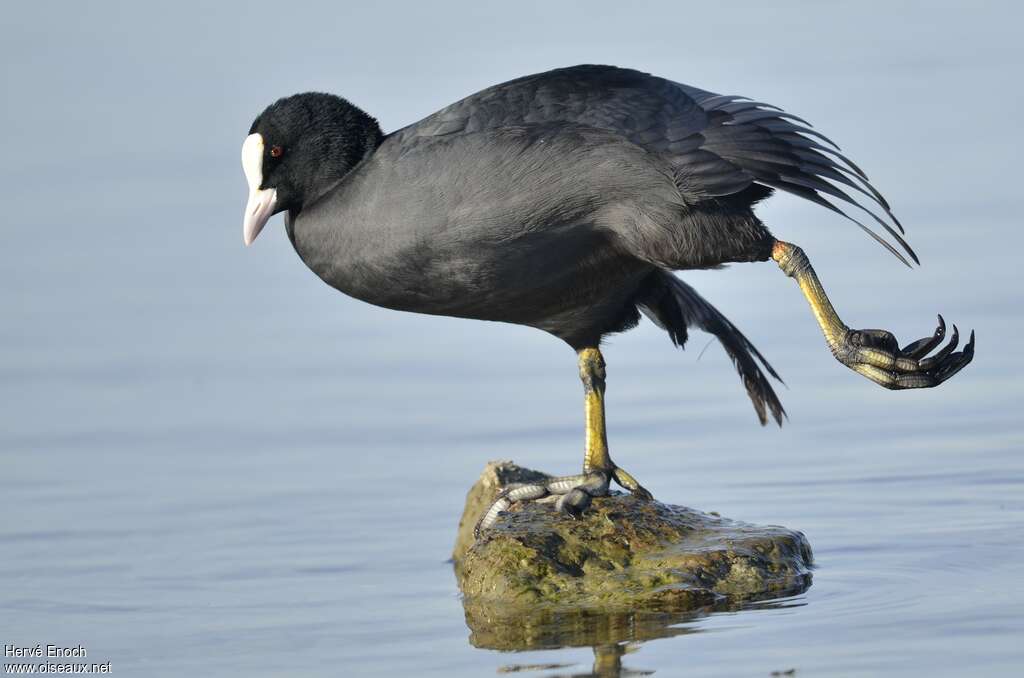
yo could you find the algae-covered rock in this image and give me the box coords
[453,461,813,613]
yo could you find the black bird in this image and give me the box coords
[241,65,974,533]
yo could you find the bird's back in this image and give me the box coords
[394,64,914,264]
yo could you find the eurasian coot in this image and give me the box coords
[240,65,974,533]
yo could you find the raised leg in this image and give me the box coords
[474,347,651,537]
[772,241,974,389]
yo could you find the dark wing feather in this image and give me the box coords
[397,65,915,264]
[685,92,917,264]
[639,271,785,426]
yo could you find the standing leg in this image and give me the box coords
[474,347,651,538]
[577,347,652,497]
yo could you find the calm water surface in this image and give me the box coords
[2,2,1022,676]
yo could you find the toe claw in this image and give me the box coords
[901,314,946,357]
[631,486,654,501]
[611,467,652,500]
[920,324,959,369]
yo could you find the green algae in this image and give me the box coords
[453,461,813,613]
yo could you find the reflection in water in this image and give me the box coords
[505,644,652,678]
[464,593,809,676]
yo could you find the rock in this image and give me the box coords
[453,461,813,613]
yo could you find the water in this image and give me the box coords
[2,1,1022,676]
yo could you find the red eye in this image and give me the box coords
[270,145,283,158]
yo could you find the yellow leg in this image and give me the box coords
[772,241,848,349]
[578,347,612,473]
[772,240,974,389]
[474,347,653,536]
[577,347,652,499]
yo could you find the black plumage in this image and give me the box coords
[242,65,963,427]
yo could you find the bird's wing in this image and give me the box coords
[398,65,915,265]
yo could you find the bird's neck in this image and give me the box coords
[288,147,389,300]
[299,120,385,213]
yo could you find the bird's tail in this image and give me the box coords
[637,271,785,426]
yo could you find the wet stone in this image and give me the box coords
[453,461,813,613]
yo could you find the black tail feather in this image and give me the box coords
[638,271,785,426]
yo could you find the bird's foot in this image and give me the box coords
[610,465,653,500]
[474,465,652,538]
[834,314,975,389]
[474,471,608,538]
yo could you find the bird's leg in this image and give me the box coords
[577,347,652,499]
[474,347,652,538]
[772,240,974,389]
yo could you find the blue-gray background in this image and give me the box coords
[2,1,1022,676]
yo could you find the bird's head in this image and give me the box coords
[241,92,383,245]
